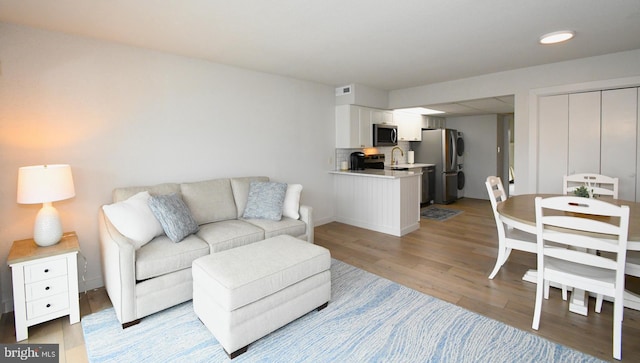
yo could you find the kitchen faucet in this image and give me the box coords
[391,146,404,165]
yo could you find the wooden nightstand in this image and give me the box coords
[7,231,80,341]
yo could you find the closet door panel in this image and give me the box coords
[637,88,640,202]
[538,94,568,194]
[601,87,638,201]
[568,91,601,175]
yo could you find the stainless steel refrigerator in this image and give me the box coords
[412,129,458,204]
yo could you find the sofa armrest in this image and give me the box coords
[299,204,314,244]
[98,207,137,324]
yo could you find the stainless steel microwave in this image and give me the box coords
[373,124,398,146]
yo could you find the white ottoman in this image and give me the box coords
[192,235,331,359]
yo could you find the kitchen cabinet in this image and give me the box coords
[335,105,393,148]
[422,116,446,130]
[336,105,368,148]
[537,87,639,201]
[395,111,422,141]
[372,109,394,125]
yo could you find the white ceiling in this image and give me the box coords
[1,1,639,114]
[427,96,515,117]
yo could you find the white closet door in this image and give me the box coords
[601,87,638,201]
[637,88,640,202]
[568,91,601,175]
[538,94,568,193]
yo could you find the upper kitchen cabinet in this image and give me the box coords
[371,108,394,125]
[423,116,446,130]
[336,105,392,148]
[394,111,422,141]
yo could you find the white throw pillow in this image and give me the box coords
[102,191,164,249]
[283,184,303,219]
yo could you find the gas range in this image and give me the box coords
[364,154,385,169]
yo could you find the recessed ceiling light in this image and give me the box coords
[539,30,575,45]
[394,107,444,115]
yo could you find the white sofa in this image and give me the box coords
[98,176,313,328]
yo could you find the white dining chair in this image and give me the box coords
[564,173,619,310]
[563,173,619,199]
[533,196,629,360]
[485,176,537,279]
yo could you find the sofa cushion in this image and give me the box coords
[135,234,209,281]
[243,181,287,220]
[230,176,270,218]
[282,184,303,219]
[180,179,237,225]
[245,217,306,240]
[102,191,164,249]
[196,220,265,253]
[113,183,180,203]
[148,193,199,242]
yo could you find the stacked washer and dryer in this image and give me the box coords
[456,131,465,199]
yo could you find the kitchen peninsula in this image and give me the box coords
[329,169,421,236]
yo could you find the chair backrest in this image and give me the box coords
[485,176,507,235]
[485,176,507,207]
[534,196,629,285]
[563,173,619,199]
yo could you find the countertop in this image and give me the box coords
[387,163,434,169]
[329,169,422,179]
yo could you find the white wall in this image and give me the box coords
[389,49,640,195]
[446,115,498,200]
[0,23,337,312]
[335,83,389,109]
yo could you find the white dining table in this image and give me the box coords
[497,193,640,316]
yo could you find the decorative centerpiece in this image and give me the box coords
[573,185,594,198]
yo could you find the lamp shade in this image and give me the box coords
[17,164,76,204]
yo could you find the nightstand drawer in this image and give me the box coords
[26,292,69,320]
[24,258,67,283]
[25,276,69,301]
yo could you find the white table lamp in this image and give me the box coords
[17,164,76,247]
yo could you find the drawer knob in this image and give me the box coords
[44,269,49,273]
[45,286,50,291]
[46,304,51,308]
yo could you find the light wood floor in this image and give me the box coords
[2,197,639,362]
[315,198,640,362]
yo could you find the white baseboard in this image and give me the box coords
[314,216,335,226]
[2,298,14,314]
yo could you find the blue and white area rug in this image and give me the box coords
[82,259,603,362]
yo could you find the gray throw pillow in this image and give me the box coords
[243,182,287,220]
[148,193,199,242]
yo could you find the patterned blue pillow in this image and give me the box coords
[148,193,199,242]
[243,182,287,220]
